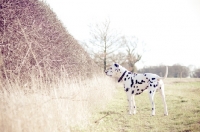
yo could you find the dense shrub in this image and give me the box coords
[0,0,98,79]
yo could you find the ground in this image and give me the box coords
[74,78,200,132]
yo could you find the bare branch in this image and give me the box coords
[86,19,122,70]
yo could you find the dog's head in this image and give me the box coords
[105,63,121,77]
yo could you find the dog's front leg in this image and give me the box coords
[132,95,136,114]
[126,90,133,115]
[148,88,156,116]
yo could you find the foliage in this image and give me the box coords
[0,1,117,131]
[0,0,98,79]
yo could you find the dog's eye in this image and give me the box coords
[110,68,112,70]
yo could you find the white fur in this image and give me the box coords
[105,63,168,116]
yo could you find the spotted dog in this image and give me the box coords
[105,63,168,116]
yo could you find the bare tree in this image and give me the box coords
[84,19,143,71]
[85,19,122,71]
[121,36,142,72]
[110,52,127,65]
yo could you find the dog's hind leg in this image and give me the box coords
[158,82,168,116]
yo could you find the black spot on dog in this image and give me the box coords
[146,77,148,80]
[141,80,145,83]
[124,78,126,81]
[114,64,119,67]
[132,90,134,94]
[136,86,138,88]
[136,80,143,84]
[131,78,134,87]
[160,87,162,89]
[128,72,132,74]
[150,84,152,87]
[137,89,139,91]
[125,88,129,92]
[134,86,135,88]
[154,84,156,87]
[128,77,130,79]
[152,108,154,110]
[136,92,141,95]
[152,78,155,80]
[150,91,152,94]
[126,75,128,77]
[149,80,153,83]
[144,74,146,76]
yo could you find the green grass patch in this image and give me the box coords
[78,78,200,132]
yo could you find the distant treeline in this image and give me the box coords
[138,64,198,78]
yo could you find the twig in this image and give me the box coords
[17,18,42,76]
[94,113,110,123]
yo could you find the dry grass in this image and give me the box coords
[0,72,116,132]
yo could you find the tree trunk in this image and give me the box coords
[104,49,106,71]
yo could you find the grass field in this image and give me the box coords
[0,74,116,132]
[1,77,200,132]
[81,78,200,132]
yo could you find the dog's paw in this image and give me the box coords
[128,111,133,115]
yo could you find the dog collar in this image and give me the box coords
[118,71,127,82]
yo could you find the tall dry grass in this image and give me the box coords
[0,71,116,132]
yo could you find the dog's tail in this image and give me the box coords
[158,66,168,80]
[163,66,168,79]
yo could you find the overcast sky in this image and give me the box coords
[45,0,200,69]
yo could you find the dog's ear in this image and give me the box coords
[114,63,119,67]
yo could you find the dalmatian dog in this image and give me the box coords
[105,63,168,116]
